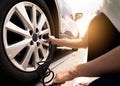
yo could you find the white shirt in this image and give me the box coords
[99,0,120,32]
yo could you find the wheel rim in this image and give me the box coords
[3,1,51,72]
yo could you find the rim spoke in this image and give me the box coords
[6,39,31,59]
[5,21,30,38]
[32,5,37,29]
[40,28,49,35]
[43,42,49,47]
[34,45,41,63]
[21,45,35,69]
[38,13,46,32]
[40,38,49,47]
[39,44,47,58]
[15,2,33,30]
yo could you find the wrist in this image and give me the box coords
[51,37,58,45]
[68,67,78,79]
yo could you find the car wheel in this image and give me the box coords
[0,0,56,83]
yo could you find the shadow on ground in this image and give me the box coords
[52,48,74,62]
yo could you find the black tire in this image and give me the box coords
[0,0,56,84]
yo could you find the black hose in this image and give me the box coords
[37,61,57,86]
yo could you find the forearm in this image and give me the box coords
[49,30,88,48]
[51,38,87,48]
[70,46,120,78]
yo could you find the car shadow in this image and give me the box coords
[0,47,75,86]
[51,47,74,62]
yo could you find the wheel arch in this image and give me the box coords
[44,0,60,38]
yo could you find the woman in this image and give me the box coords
[49,0,120,86]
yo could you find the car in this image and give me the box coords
[0,0,60,84]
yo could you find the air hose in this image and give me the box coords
[37,36,59,86]
[37,60,57,86]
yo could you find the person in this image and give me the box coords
[49,0,120,86]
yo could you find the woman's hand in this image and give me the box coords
[49,35,57,44]
[53,70,74,85]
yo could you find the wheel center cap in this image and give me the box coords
[32,34,38,42]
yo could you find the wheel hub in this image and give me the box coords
[32,34,38,42]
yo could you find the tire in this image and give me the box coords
[0,0,56,84]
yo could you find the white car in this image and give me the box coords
[0,0,81,84]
